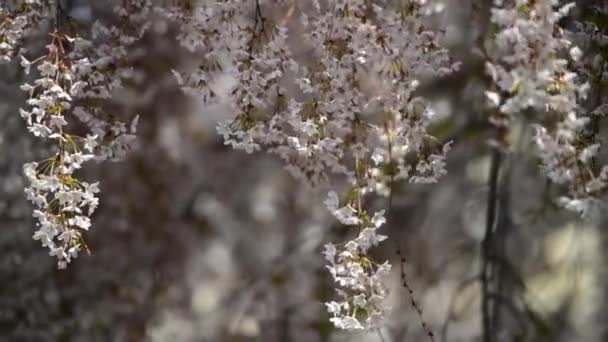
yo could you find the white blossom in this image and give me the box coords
[486,0,608,216]
[324,209,392,331]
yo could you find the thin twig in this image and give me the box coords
[395,246,435,342]
[377,329,386,342]
[481,148,501,342]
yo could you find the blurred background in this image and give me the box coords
[1,1,608,341]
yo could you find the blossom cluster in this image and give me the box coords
[0,0,49,63]
[163,0,458,330]
[167,0,457,187]
[66,1,147,161]
[5,1,142,268]
[19,32,99,268]
[486,0,608,218]
[323,191,391,330]
[264,5,450,183]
